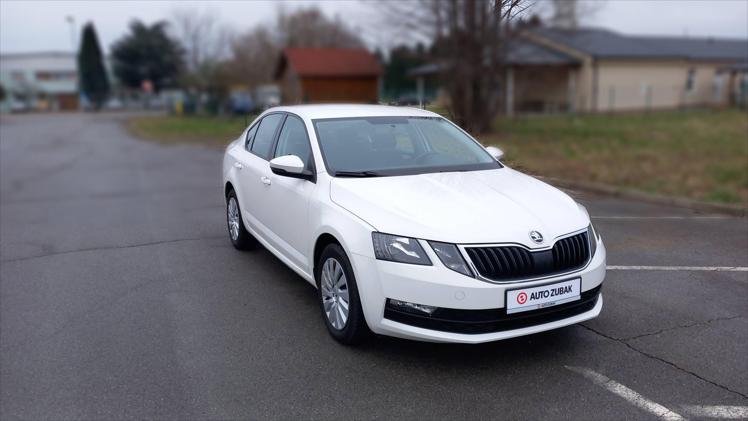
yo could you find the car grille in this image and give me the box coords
[465,231,591,281]
[384,285,601,334]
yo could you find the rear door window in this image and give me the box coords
[244,124,258,150]
[250,114,284,160]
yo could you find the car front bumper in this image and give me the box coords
[350,240,606,344]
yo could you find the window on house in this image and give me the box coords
[35,71,76,81]
[686,68,696,92]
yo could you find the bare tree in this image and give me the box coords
[171,7,233,107]
[376,0,529,133]
[171,8,231,72]
[276,6,364,49]
[226,6,366,89]
[228,25,279,90]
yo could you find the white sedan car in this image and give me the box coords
[223,104,606,345]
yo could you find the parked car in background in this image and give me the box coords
[229,91,256,115]
[222,104,606,345]
[390,95,430,106]
[104,97,124,110]
[254,84,281,110]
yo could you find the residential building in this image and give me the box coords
[411,27,748,114]
[523,27,748,113]
[275,48,382,104]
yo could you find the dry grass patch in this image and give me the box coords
[484,110,748,206]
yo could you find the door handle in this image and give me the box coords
[261,176,271,186]
[233,162,243,170]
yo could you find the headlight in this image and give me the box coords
[588,224,599,257]
[429,241,474,277]
[372,233,431,265]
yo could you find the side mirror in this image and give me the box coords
[485,146,504,161]
[269,155,313,180]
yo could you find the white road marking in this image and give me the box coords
[682,405,748,419]
[593,216,735,220]
[566,366,686,421]
[607,266,748,272]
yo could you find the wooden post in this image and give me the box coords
[416,76,424,108]
[506,67,514,117]
[567,69,577,113]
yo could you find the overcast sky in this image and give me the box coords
[1,0,747,54]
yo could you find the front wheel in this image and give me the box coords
[226,189,255,250]
[316,244,370,345]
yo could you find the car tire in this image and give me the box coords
[226,189,255,250]
[316,243,370,345]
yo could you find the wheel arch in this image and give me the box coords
[224,181,234,200]
[313,233,342,278]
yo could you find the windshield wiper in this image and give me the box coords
[334,170,383,177]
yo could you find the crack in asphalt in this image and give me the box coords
[579,323,748,400]
[615,315,744,341]
[0,235,225,264]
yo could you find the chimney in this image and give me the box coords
[550,0,578,30]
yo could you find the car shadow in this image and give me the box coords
[241,244,590,369]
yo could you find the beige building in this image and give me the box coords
[521,27,748,113]
[411,27,748,114]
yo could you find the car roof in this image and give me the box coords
[265,104,440,120]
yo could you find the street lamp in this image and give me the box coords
[65,15,76,52]
[65,15,80,110]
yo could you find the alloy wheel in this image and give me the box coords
[320,257,350,330]
[227,197,240,241]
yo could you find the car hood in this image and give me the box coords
[330,168,588,247]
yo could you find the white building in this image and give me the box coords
[0,52,79,112]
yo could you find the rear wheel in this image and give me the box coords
[316,243,370,345]
[226,189,254,250]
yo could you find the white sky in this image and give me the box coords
[1,0,746,54]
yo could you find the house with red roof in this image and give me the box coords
[274,48,382,104]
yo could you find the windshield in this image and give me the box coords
[313,116,500,176]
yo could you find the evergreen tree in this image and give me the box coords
[382,44,429,101]
[77,22,110,109]
[111,20,184,93]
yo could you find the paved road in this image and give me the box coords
[1,113,746,420]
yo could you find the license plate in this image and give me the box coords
[506,278,581,314]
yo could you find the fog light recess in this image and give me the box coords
[387,299,438,315]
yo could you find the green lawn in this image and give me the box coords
[483,110,747,206]
[127,115,253,147]
[128,109,748,206]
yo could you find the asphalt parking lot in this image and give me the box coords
[1,113,746,420]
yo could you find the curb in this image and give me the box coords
[539,177,747,217]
